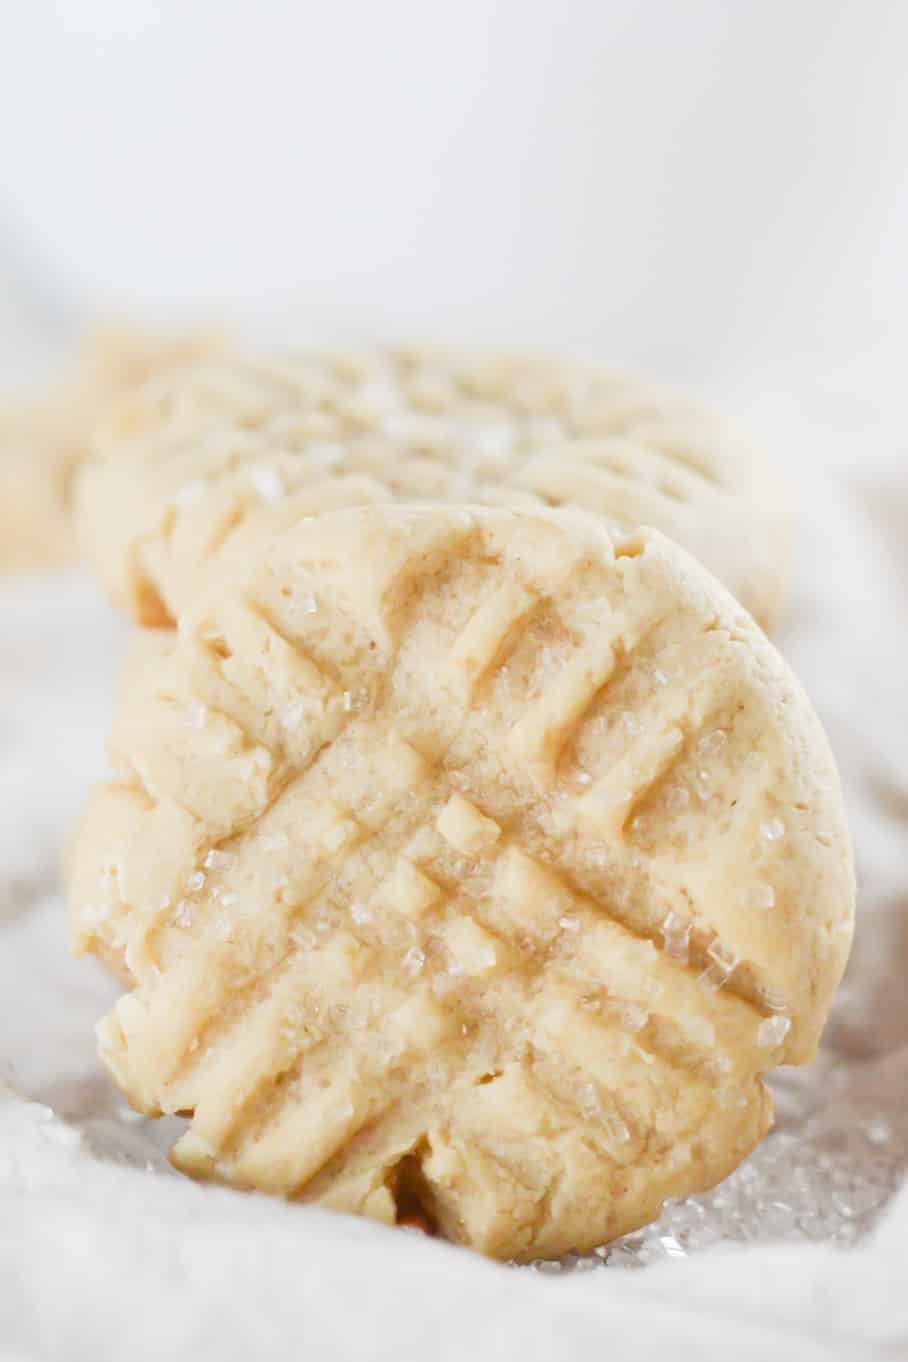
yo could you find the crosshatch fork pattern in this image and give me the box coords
[70,507,853,1259]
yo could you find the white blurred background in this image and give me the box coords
[0,0,906,420]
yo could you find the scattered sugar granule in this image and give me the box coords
[757,1015,791,1047]
[249,467,285,503]
[402,946,426,977]
[204,849,235,872]
[662,910,690,963]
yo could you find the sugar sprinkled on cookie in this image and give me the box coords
[69,505,851,1260]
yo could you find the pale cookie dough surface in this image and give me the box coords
[69,506,851,1260]
[1,325,224,574]
[76,349,792,630]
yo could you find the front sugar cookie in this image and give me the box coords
[69,506,853,1261]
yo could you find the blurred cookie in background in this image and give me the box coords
[1,399,79,572]
[77,347,793,631]
[0,324,225,574]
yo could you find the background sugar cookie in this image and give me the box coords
[76,349,792,629]
[0,400,81,572]
[69,505,852,1260]
[0,324,224,575]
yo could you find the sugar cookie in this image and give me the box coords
[0,401,80,572]
[1,325,224,574]
[69,506,850,1260]
[76,350,791,629]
